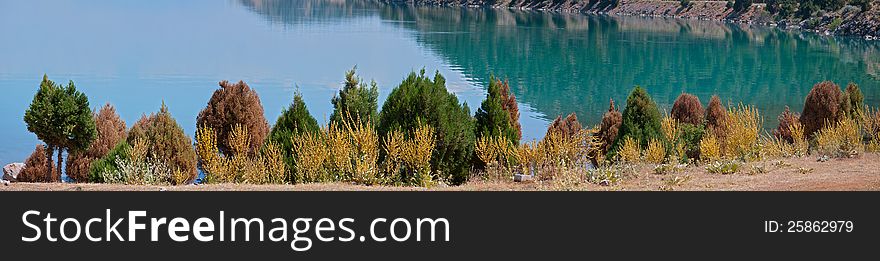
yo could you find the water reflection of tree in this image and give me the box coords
[238,0,379,25]
[377,4,880,127]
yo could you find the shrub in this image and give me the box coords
[733,0,752,12]
[475,135,516,168]
[597,99,622,155]
[291,131,330,183]
[475,77,521,144]
[269,90,320,183]
[706,95,727,139]
[679,123,705,161]
[377,70,475,185]
[671,93,704,125]
[801,81,843,137]
[723,104,762,161]
[861,107,880,152]
[197,80,269,157]
[547,113,582,139]
[197,124,287,184]
[23,75,97,182]
[128,103,198,184]
[330,66,379,127]
[618,136,641,163]
[66,103,127,182]
[645,138,666,164]
[17,145,57,183]
[610,86,663,157]
[706,160,741,174]
[700,133,721,162]
[773,106,800,143]
[815,118,862,158]
[400,124,436,187]
[88,140,131,183]
[843,83,864,120]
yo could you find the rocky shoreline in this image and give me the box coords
[380,0,879,39]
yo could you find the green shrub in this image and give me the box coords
[88,140,131,183]
[843,83,864,120]
[197,80,269,157]
[733,0,752,12]
[610,86,663,158]
[800,81,843,138]
[678,123,705,161]
[330,66,379,127]
[475,76,520,144]
[128,103,197,184]
[23,75,97,182]
[269,90,320,184]
[378,69,475,185]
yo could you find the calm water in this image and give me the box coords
[1,0,878,164]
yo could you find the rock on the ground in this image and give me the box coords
[514,174,534,182]
[3,163,25,181]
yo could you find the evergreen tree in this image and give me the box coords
[24,75,97,182]
[475,76,520,144]
[330,66,379,127]
[378,70,475,185]
[270,90,320,183]
[609,86,663,157]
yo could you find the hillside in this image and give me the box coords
[383,0,880,37]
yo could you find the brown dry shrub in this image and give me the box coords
[800,81,843,137]
[129,103,198,184]
[671,93,704,125]
[18,145,57,182]
[497,80,522,142]
[546,113,582,139]
[705,95,727,139]
[773,106,800,143]
[197,80,269,157]
[597,99,622,155]
[65,103,127,182]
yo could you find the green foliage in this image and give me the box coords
[766,0,799,18]
[843,83,864,120]
[706,160,742,174]
[88,140,132,183]
[475,76,520,145]
[330,66,379,127]
[128,102,198,184]
[733,0,752,12]
[610,86,664,158]
[23,75,97,182]
[269,90,320,183]
[678,123,705,161]
[378,69,475,185]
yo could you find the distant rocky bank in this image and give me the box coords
[380,0,879,39]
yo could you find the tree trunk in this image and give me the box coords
[45,145,54,182]
[56,149,63,182]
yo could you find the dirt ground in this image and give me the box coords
[3,153,879,191]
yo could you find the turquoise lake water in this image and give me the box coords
[1,0,878,165]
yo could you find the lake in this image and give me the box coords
[1,0,878,166]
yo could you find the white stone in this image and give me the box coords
[3,163,25,181]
